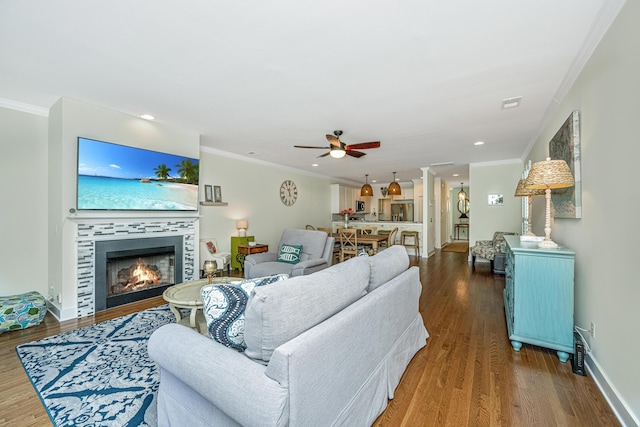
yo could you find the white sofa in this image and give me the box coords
[149,245,428,426]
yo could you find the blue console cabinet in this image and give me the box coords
[504,235,575,362]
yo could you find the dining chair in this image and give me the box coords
[359,226,377,235]
[339,229,359,262]
[379,227,399,250]
[305,224,317,230]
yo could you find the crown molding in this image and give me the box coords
[0,98,49,117]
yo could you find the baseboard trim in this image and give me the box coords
[586,353,639,426]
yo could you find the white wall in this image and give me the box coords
[525,1,638,423]
[468,160,523,249]
[0,107,49,297]
[198,148,333,254]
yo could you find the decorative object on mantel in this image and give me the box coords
[340,208,354,228]
[380,187,388,197]
[387,172,401,196]
[213,185,223,203]
[524,157,574,249]
[204,184,214,202]
[514,179,545,237]
[360,174,373,197]
[236,219,249,237]
[549,110,582,218]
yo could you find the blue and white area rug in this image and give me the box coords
[16,305,175,427]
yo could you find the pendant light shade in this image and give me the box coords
[388,172,401,196]
[360,174,373,197]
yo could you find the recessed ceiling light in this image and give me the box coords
[453,173,459,177]
[312,163,318,167]
[371,180,377,183]
[474,141,485,146]
[501,96,522,109]
[140,114,155,120]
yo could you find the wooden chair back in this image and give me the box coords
[339,228,358,262]
[387,227,399,247]
[359,226,377,235]
[305,224,316,230]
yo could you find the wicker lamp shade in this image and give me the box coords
[388,172,401,196]
[523,157,574,248]
[514,179,545,197]
[524,158,574,189]
[360,174,373,197]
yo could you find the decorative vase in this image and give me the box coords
[344,213,350,228]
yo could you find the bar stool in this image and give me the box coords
[401,231,420,258]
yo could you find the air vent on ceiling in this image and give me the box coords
[502,96,522,109]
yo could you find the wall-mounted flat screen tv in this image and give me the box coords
[77,137,199,211]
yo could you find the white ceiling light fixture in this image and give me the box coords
[140,114,155,120]
[329,146,346,158]
[501,96,522,109]
[474,141,485,146]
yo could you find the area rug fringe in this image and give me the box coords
[16,305,175,427]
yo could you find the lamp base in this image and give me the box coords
[538,239,559,249]
[238,230,246,237]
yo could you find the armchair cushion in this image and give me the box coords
[470,231,518,262]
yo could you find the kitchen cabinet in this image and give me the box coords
[503,235,575,362]
[331,184,358,212]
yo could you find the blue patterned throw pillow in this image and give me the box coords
[278,244,303,264]
[200,274,288,351]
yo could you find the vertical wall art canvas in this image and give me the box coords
[549,110,582,218]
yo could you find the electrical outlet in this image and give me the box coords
[590,321,596,338]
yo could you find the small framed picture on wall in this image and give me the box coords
[214,186,222,203]
[204,185,213,202]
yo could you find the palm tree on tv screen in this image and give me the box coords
[153,164,171,180]
[176,159,198,184]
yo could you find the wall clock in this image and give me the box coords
[280,180,298,206]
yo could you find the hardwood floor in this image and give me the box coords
[0,251,620,426]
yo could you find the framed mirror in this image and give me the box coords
[457,199,470,214]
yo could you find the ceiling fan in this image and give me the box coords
[294,130,381,159]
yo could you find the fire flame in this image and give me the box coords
[131,258,161,285]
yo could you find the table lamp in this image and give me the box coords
[236,219,248,237]
[524,157,574,248]
[514,179,545,236]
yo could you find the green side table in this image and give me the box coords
[231,236,255,270]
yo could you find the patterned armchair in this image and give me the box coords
[470,231,518,273]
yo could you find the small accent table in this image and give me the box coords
[454,223,469,240]
[163,277,232,333]
[237,244,269,271]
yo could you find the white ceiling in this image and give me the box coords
[0,1,619,186]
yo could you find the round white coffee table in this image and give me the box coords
[163,277,234,333]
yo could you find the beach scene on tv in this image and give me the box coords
[77,137,199,211]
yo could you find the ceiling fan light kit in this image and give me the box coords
[388,172,402,196]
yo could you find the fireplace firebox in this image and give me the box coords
[95,236,183,311]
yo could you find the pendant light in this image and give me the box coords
[458,182,467,201]
[388,172,402,196]
[360,174,373,197]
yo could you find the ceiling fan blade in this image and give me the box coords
[326,134,341,147]
[294,145,329,149]
[345,141,380,150]
[346,150,366,158]
[317,152,331,158]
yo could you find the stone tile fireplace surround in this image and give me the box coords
[75,219,196,318]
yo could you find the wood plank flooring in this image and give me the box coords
[0,250,620,426]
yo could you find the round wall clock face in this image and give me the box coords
[280,180,298,206]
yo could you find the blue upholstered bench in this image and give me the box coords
[0,291,48,332]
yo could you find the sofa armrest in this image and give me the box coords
[244,252,278,266]
[290,258,328,276]
[148,323,288,426]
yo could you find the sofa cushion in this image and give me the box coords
[244,255,370,363]
[278,244,303,264]
[368,245,409,291]
[200,274,289,351]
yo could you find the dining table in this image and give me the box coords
[331,232,389,254]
